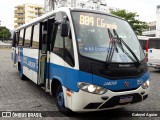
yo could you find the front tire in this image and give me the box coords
[56,86,72,115]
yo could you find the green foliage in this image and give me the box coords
[0,26,11,40]
[111,10,148,35]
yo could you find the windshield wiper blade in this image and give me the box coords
[113,29,141,65]
[106,29,117,65]
[113,29,124,52]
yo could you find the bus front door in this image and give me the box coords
[38,20,53,92]
[38,22,47,86]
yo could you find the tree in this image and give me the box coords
[111,10,148,35]
[0,26,11,41]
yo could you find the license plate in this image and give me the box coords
[119,96,133,104]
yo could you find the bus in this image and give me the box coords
[138,36,160,69]
[12,7,150,114]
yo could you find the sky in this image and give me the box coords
[0,0,160,30]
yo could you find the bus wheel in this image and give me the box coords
[56,86,72,115]
[19,64,26,80]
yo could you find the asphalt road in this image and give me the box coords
[0,49,159,120]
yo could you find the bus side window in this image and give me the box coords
[19,29,25,46]
[53,25,64,57]
[65,30,75,67]
[16,32,19,47]
[24,26,32,47]
[63,12,75,66]
[52,12,64,56]
[52,12,74,66]
[32,24,40,49]
[12,32,16,47]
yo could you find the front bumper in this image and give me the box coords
[69,86,150,112]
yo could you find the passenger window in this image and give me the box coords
[12,32,16,47]
[65,30,75,66]
[16,32,19,47]
[19,29,24,46]
[52,12,74,66]
[32,24,40,49]
[24,26,32,47]
[53,12,63,56]
[53,25,64,57]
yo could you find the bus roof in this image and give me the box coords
[14,7,123,31]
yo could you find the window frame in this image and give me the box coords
[51,12,75,67]
[31,23,40,49]
[24,25,33,48]
[18,29,25,46]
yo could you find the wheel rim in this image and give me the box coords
[57,92,64,107]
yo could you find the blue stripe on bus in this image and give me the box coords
[19,48,23,74]
[23,56,38,72]
[48,63,92,91]
[48,63,150,92]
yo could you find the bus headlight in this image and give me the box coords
[142,80,150,89]
[77,82,108,95]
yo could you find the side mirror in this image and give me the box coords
[61,22,68,37]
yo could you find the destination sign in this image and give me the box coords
[79,14,118,29]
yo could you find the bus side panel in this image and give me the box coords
[49,52,65,85]
[22,48,39,83]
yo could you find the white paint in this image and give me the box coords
[23,48,39,83]
[68,85,150,111]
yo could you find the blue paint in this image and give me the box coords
[48,63,150,92]
[49,63,65,86]
[23,56,38,72]
[92,71,150,91]
[19,48,23,73]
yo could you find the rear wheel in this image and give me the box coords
[56,86,72,115]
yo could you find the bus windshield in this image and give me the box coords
[72,12,145,63]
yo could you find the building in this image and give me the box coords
[142,21,156,37]
[14,4,44,28]
[156,5,160,37]
[142,5,160,37]
[44,0,120,13]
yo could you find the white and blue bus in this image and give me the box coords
[12,7,150,114]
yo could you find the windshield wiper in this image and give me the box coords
[113,29,141,65]
[106,29,117,65]
[113,29,135,62]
